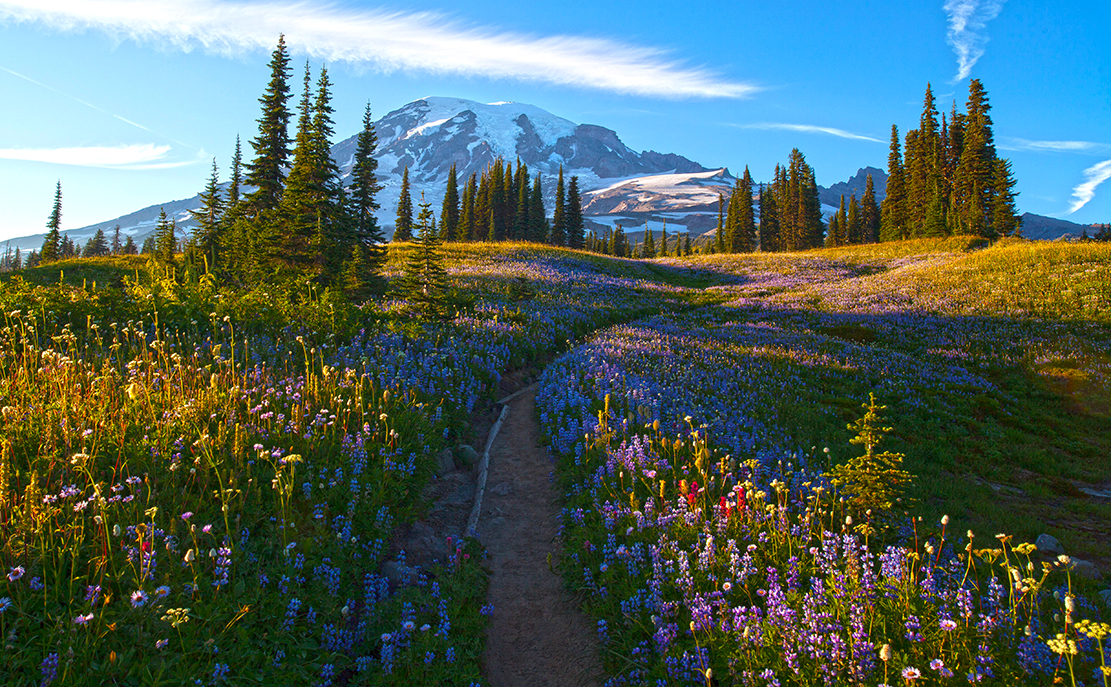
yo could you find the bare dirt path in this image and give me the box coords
[480,388,603,687]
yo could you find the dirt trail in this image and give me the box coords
[480,388,603,687]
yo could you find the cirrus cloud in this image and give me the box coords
[0,143,191,169]
[943,0,1006,82]
[0,0,756,99]
[1067,159,1111,214]
[729,122,882,143]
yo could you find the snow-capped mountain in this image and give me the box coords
[332,96,707,234]
[2,97,1088,252]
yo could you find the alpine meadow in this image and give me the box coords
[2,10,1111,687]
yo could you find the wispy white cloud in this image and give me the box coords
[1000,138,1106,153]
[0,143,193,169]
[943,0,1006,82]
[1067,159,1111,214]
[0,0,755,99]
[731,122,882,143]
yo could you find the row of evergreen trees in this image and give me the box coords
[392,159,586,248]
[880,79,1019,240]
[185,35,387,294]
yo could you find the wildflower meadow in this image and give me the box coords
[1,237,1109,685]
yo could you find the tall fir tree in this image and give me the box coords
[190,157,225,268]
[528,173,546,242]
[713,193,725,254]
[397,194,449,318]
[565,176,584,249]
[735,166,756,252]
[41,180,62,263]
[905,83,942,236]
[245,35,292,213]
[880,125,909,241]
[758,183,780,252]
[550,166,566,246]
[440,163,460,241]
[394,167,414,241]
[346,101,387,294]
[111,225,122,255]
[826,211,840,248]
[513,163,530,241]
[154,208,177,262]
[953,79,995,236]
[988,156,1021,237]
[642,225,656,258]
[860,174,880,244]
[660,220,669,257]
[459,173,477,242]
[228,135,243,211]
[847,194,862,244]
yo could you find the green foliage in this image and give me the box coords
[827,394,914,523]
[394,167,413,242]
[245,34,292,213]
[395,197,449,318]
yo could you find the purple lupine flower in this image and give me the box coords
[40,653,59,687]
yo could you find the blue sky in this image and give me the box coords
[0,0,1109,242]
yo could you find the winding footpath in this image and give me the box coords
[478,387,603,686]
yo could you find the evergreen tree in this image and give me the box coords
[660,220,669,257]
[394,167,414,241]
[683,232,692,256]
[860,175,880,244]
[190,157,226,268]
[880,125,909,241]
[905,83,942,235]
[25,250,40,268]
[484,159,506,242]
[141,237,156,255]
[41,180,62,263]
[440,163,460,241]
[826,205,840,248]
[83,228,110,257]
[474,170,491,242]
[122,236,137,255]
[775,149,824,250]
[228,135,243,210]
[550,166,566,246]
[111,225,122,255]
[154,208,177,262]
[528,173,547,243]
[245,35,292,213]
[396,194,449,318]
[565,176,584,249]
[735,167,756,252]
[847,194,862,244]
[346,101,387,294]
[60,235,77,259]
[758,184,780,252]
[713,193,725,254]
[989,157,1021,237]
[349,102,384,243]
[953,80,995,236]
[459,173,477,242]
[513,163,530,241]
[642,225,656,258]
